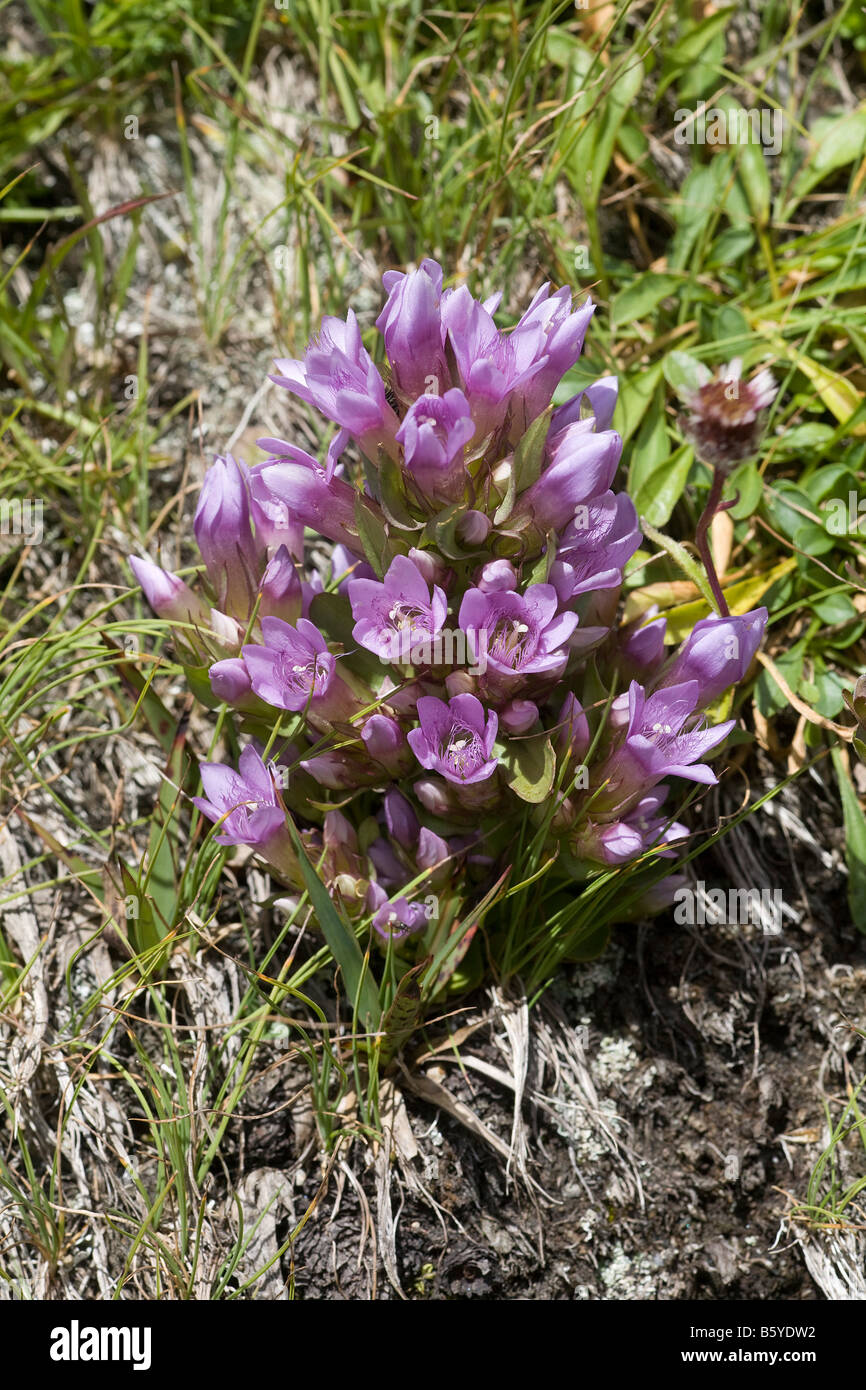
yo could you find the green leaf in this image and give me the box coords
[727,460,763,520]
[737,139,771,229]
[831,747,866,932]
[611,272,681,329]
[285,817,382,1031]
[812,592,857,626]
[494,405,552,525]
[353,495,404,579]
[791,107,866,205]
[632,444,694,527]
[501,735,555,803]
[663,350,708,397]
[615,361,665,442]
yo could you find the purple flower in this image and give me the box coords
[509,286,595,428]
[512,421,622,533]
[595,680,735,808]
[367,884,429,941]
[193,746,297,880]
[270,309,399,458]
[348,553,447,664]
[408,693,499,784]
[551,492,641,601]
[259,545,302,623]
[249,454,363,553]
[499,699,539,735]
[574,790,688,866]
[458,583,578,682]
[243,616,355,719]
[439,285,548,442]
[331,544,375,592]
[384,788,419,848]
[658,608,767,707]
[620,612,667,679]
[376,259,449,401]
[361,713,413,775]
[129,556,209,627]
[193,455,265,619]
[551,375,619,435]
[208,657,253,705]
[555,692,590,763]
[396,388,475,502]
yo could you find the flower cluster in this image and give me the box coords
[131,260,767,950]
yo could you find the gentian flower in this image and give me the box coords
[459,583,578,685]
[271,309,400,458]
[396,388,475,503]
[376,258,449,402]
[243,616,356,719]
[249,455,369,553]
[348,554,447,664]
[551,492,641,601]
[658,608,767,707]
[552,375,619,435]
[129,556,209,628]
[509,285,595,429]
[439,284,548,442]
[367,883,429,940]
[193,455,265,618]
[593,680,735,809]
[259,545,302,623]
[408,693,498,784]
[193,745,298,881]
[573,789,688,866]
[511,420,622,533]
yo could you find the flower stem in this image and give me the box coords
[695,468,730,618]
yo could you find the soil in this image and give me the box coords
[229,761,863,1300]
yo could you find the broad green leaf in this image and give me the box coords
[501,735,555,803]
[663,350,708,397]
[614,361,664,442]
[632,443,694,527]
[611,273,681,329]
[727,460,763,519]
[791,108,866,205]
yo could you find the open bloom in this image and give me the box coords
[193,746,298,881]
[459,583,577,683]
[271,309,399,458]
[658,608,767,707]
[408,693,498,784]
[682,358,777,467]
[243,616,355,718]
[593,680,735,809]
[396,388,475,502]
[348,553,447,664]
[366,883,429,941]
